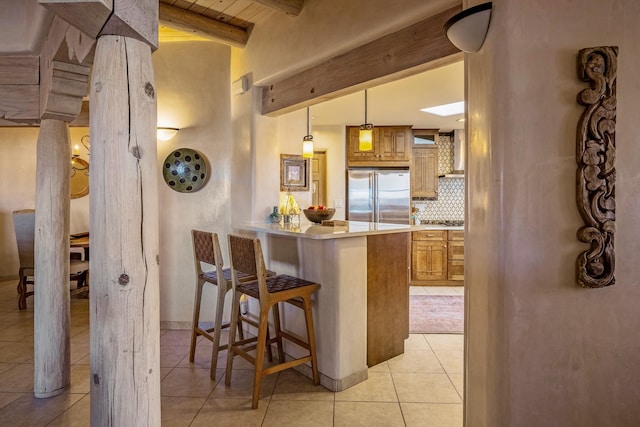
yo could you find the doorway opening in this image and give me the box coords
[311,150,327,207]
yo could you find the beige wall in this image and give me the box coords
[0,127,90,279]
[231,0,458,85]
[154,41,232,326]
[466,0,640,425]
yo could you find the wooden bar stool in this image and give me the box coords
[225,234,321,409]
[189,230,274,380]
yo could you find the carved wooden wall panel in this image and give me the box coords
[576,46,617,288]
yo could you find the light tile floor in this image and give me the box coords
[0,281,463,426]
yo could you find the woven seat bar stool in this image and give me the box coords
[225,234,321,409]
[189,230,275,380]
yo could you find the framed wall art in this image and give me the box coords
[280,154,310,191]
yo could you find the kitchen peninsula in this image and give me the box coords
[235,220,412,391]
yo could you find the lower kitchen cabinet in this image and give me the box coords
[447,230,465,281]
[411,230,447,282]
[411,229,464,285]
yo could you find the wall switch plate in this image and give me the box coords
[334,199,343,208]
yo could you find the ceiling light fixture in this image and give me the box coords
[444,2,493,53]
[421,101,465,117]
[157,127,179,141]
[359,90,374,151]
[302,107,314,158]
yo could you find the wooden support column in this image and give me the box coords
[89,35,160,425]
[34,119,71,398]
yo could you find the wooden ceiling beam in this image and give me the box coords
[38,0,112,39]
[0,85,40,123]
[0,57,39,85]
[40,16,93,122]
[40,0,158,50]
[253,0,304,16]
[159,3,248,48]
[261,5,462,116]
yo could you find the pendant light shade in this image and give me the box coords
[359,124,373,151]
[302,107,314,158]
[359,90,374,151]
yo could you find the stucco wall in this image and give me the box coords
[466,0,640,425]
[0,127,90,279]
[154,41,232,326]
[231,0,458,85]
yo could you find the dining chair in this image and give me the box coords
[189,230,276,380]
[12,209,90,310]
[225,233,321,409]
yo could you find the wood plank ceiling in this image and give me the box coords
[159,0,303,44]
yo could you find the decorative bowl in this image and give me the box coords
[303,208,336,223]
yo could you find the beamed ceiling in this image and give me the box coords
[0,1,462,127]
[0,0,306,126]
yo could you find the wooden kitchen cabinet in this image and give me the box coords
[411,146,438,199]
[447,230,465,281]
[347,125,412,167]
[411,229,464,285]
[411,230,447,282]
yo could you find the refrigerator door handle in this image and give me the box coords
[373,173,379,223]
[369,173,375,222]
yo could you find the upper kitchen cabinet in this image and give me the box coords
[347,125,412,167]
[411,129,439,199]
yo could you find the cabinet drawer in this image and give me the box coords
[448,240,464,260]
[412,230,447,241]
[448,230,464,241]
[448,259,464,281]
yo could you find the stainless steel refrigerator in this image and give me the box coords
[347,169,411,224]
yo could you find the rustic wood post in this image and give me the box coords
[33,118,72,398]
[89,35,160,425]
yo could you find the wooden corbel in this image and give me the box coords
[575,46,617,288]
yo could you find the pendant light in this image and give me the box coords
[359,90,373,151]
[302,107,314,158]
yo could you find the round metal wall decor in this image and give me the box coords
[162,148,208,193]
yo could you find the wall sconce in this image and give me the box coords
[157,127,179,141]
[359,90,374,151]
[70,136,90,199]
[302,107,314,158]
[444,2,493,53]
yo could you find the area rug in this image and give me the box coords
[410,295,464,334]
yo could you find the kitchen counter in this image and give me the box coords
[238,221,464,237]
[238,220,414,239]
[234,221,411,392]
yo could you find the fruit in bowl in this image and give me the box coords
[303,206,336,223]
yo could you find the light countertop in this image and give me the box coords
[236,221,463,240]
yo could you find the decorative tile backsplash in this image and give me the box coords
[437,133,455,175]
[413,133,465,222]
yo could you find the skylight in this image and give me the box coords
[420,101,465,116]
